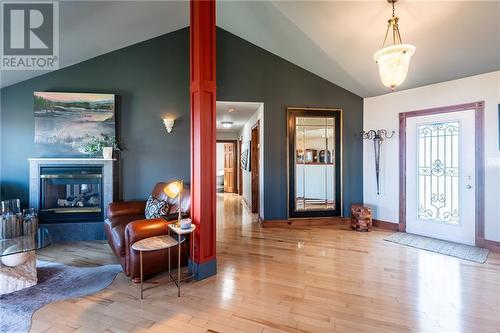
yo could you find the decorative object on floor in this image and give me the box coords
[0,245,30,268]
[144,195,169,219]
[374,0,416,90]
[34,92,115,157]
[0,251,36,294]
[0,214,23,239]
[0,213,23,239]
[350,204,373,232]
[1,203,38,241]
[163,118,175,133]
[1,199,23,239]
[384,232,490,263]
[163,180,184,224]
[1,200,36,240]
[1,246,30,267]
[0,260,121,333]
[361,129,395,195]
[22,209,38,237]
[1,199,20,215]
[1,227,51,294]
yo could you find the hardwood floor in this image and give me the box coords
[34,193,500,333]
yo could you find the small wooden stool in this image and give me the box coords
[350,204,373,232]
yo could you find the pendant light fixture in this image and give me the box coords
[374,0,415,90]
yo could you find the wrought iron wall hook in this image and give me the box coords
[361,129,395,195]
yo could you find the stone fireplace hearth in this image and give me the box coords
[29,158,116,241]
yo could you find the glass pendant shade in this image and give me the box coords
[374,0,415,90]
[374,44,415,90]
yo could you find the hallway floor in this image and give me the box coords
[34,193,500,333]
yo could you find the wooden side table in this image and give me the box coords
[168,223,196,297]
[131,235,178,299]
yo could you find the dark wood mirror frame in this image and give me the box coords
[287,107,342,219]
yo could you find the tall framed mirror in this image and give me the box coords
[287,108,342,218]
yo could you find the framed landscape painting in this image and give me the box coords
[34,92,116,157]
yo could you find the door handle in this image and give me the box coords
[466,185,472,189]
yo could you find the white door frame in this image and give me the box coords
[399,101,485,245]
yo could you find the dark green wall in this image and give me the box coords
[217,29,363,219]
[1,29,191,202]
[0,27,363,220]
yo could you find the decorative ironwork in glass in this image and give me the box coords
[417,121,460,224]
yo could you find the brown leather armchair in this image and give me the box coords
[104,182,191,282]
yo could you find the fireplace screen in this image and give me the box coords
[40,166,103,223]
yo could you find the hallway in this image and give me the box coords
[216,193,257,232]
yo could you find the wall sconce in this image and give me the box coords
[361,129,395,195]
[163,118,175,133]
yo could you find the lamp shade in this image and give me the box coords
[163,118,175,133]
[163,180,183,199]
[373,44,415,90]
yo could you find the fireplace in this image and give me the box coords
[39,166,104,223]
[29,158,115,241]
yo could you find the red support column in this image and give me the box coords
[189,0,217,279]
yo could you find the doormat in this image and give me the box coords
[384,232,490,263]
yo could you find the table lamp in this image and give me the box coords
[163,180,184,226]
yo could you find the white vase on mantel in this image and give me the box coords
[102,147,113,159]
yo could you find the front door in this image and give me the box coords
[405,110,476,245]
[224,143,236,193]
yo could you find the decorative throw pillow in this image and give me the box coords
[145,195,169,219]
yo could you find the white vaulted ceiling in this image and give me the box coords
[218,0,500,97]
[0,1,189,88]
[2,1,499,97]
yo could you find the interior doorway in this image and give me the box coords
[215,101,265,220]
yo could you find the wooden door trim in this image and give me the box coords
[238,138,243,195]
[251,121,260,214]
[399,101,485,245]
